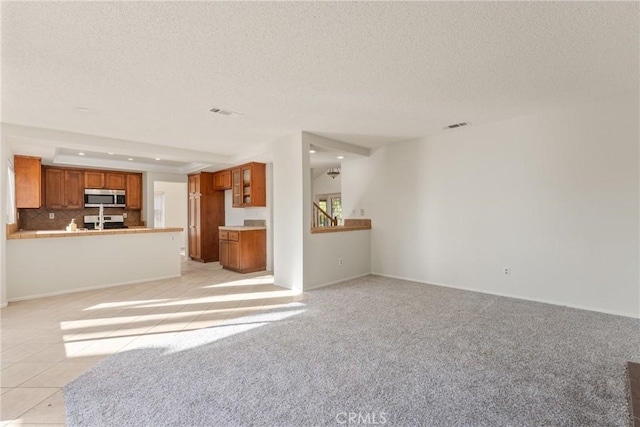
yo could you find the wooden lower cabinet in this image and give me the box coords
[219,228,266,273]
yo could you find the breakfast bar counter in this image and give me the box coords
[7,227,183,239]
[6,228,184,302]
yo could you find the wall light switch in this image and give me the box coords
[49,213,55,219]
[360,208,365,216]
[123,213,128,218]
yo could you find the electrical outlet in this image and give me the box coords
[123,213,128,218]
[360,208,365,216]
[49,213,55,219]
[339,258,344,266]
[503,267,510,277]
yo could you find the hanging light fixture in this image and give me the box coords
[327,168,341,179]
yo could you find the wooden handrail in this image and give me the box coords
[313,202,338,227]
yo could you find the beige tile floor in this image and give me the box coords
[0,260,303,426]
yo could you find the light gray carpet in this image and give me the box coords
[64,275,640,426]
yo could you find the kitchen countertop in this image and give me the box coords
[7,227,183,240]
[219,226,267,231]
[310,219,372,234]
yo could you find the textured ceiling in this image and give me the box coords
[2,1,638,168]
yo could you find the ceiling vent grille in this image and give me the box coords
[209,107,242,118]
[444,121,471,130]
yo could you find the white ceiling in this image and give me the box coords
[2,2,638,172]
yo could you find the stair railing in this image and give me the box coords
[312,202,338,227]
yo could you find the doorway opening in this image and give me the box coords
[153,181,188,258]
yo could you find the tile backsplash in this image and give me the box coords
[18,208,143,231]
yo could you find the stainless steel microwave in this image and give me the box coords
[84,189,126,208]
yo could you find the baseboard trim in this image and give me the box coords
[7,274,182,303]
[372,272,640,319]
[305,273,372,291]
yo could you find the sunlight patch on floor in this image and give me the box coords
[164,307,307,356]
[1,262,310,425]
[84,299,171,310]
[59,280,305,358]
[203,275,275,288]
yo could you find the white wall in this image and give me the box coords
[302,133,372,289]
[305,230,371,289]
[225,163,274,271]
[7,232,182,301]
[154,181,188,253]
[0,133,13,307]
[312,169,341,200]
[272,133,307,291]
[343,93,640,318]
[144,172,187,227]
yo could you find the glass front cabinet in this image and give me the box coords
[231,162,266,208]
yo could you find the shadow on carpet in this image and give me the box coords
[64,275,640,426]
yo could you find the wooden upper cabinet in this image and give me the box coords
[188,173,200,196]
[44,167,83,209]
[125,173,142,209]
[105,173,126,190]
[231,168,242,207]
[15,162,141,210]
[14,155,42,208]
[213,170,232,190]
[85,171,125,189]
[84,171,105,188]
[44,168,64,209]
[231,162,266,208]
[65,170,84,209]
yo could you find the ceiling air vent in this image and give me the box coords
[444,121,471,130]
[209,107,242,118]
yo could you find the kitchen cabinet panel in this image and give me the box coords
[44,167,83,209]
[228,241,240,270]
[188,172,225,263]
[189,198,201,261]
[44,168,64,209]
[65,170,84,209]
[84,171,104,189]
[85,171,126,190]
[213,170,232,190]
[14,155,42,209]
[125,173,142,209]
[231,168,242,207]
[219,228,266,273]
[219,239,229,267]
[230,162,266,208]
[105,173,126,189]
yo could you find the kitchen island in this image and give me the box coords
[6,227,183,301]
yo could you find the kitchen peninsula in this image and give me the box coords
[7,227,183,301]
